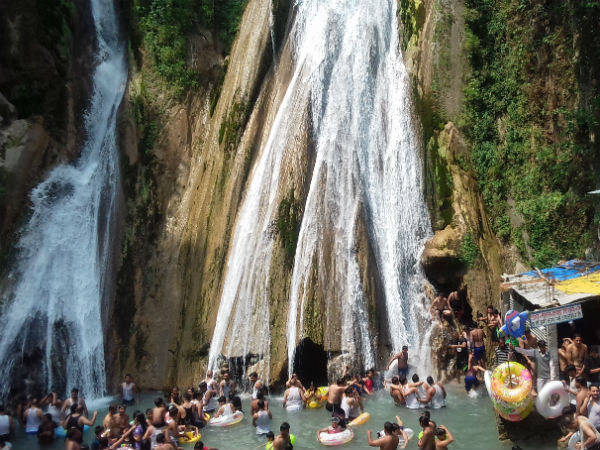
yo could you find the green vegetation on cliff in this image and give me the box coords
[129,0,249,94]
[462,0,600,266]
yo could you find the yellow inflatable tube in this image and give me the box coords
[349,412,370,427]
[178,431,201,444]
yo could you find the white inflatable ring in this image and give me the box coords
[318,428,354,446]
[568,431,581,450]
[208,410,244,427]
[484,370,493,398]
[536,381,570,419]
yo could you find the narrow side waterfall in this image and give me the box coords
[0,0,126,399]
[209,0,432,377]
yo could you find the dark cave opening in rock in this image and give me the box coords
[292,338,328,388]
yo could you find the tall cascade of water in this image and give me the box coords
[0,0,126,399]
[209,0,432,376]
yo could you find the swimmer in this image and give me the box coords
[420,377,446,409]
[23,398,43,435]
[386,346,409,379]
[418,415,435,450]
[0,404,14,442]
[367,421,399,450]
[252,400,272,435]
[194,441,218,450]
[341,387,362,421]
[434,425,454,449]
[61,388,88,418]
[152,398,167,427]
[283,378,305,411]
[37,413,56,445]
[273,422,293,450]
[251,388,269,415]
[219,371,236,401]
[464,362,485,394]
[324,379,347,414]
[363,369,376,395]
[63,405,97,444]
[249,372,264,399]
[265,431,275,450]
[404,374,424,410]
[394,416,409,449]
[317,416,346,440]
[120,374,138,405]
[213,397,234,418]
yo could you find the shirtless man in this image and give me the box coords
[61,388,88,418]
[273,422,292,450]
[102,404,119,439]
[325,379,347,413]
[434,425,454,450]
[388,377,405,405]
[518,329,538,350]
[386,346,409,379]
[470,327,486,367]
[367,422,399,450]
[567,334,589,376]
[429,295,452,321]
[559,338,573,380]
[152,398,167,427]
[418,415,435,450]
[573,376,589,416]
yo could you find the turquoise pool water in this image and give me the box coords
[8,383,557,449]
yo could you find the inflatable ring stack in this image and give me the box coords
[490,362,534,421]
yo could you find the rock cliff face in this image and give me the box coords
[0,0,96,274]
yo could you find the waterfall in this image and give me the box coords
[286,0,432,373]
[210,0,432,377]
[0,0,126,399]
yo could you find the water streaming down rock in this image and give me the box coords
[208,0,433,378]
[286,0,433,373]
[0,0,126,399]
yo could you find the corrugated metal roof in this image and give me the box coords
[501,260,600,308]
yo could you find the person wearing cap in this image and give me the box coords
[511,339,556,393]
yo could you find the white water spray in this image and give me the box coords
[209,0,432,377]
[0,0,126,399]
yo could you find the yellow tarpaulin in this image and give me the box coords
[555,272,600,295]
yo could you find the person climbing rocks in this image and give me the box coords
[429,295,452,321]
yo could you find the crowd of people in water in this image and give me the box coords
[1,293,599,450]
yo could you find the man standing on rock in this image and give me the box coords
[386,346,409,379]
[567,334,589,376]
[469,327,486,367]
